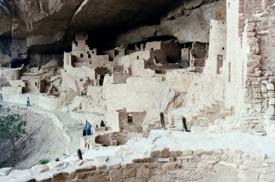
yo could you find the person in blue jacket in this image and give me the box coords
[84,120,92,136]
[26,97,31,107]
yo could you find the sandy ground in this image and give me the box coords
[0,104,67,169]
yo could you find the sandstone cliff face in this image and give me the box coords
[0,0,225,63]
[116,0,225,45]
[0,0,11,36]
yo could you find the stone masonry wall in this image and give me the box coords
[239,0,274,39]
[239,3,275,134]
[4,148,275,182]
[239,19,266,134]
[224,0,275,134]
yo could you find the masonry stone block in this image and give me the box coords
[160,148,170,158]
[52,172,69,182]
[150,150,160,158]
[137,165,150,178]
[109,169,122,182]
[88,175,107,182]
[123,168,136,178]
[266,83,274,91]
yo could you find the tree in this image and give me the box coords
[0,114,26,166]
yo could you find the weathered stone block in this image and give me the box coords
[52,172,69,182]
[88,175,107,182]
[137,166,150,178]
[122,177,136,182]
[150,150,160,158]
[133,157,155,163]
[76,172,94,180]
[268,92,275,98]
[160,148,170,158]
[238,170,259,182]
[181,150,193,156]
[109,169,122,182]
[242,160,263,168]
[182,162,198,170]
[122,163,137,169]
[108,164,121,170]
[266,83,274,91]
[218,161,238,168]
[258,166,271,175]
[197,161,213,169]
[146,162,159,169]
[193,150,210,156]
[158,158,170,162]
[123,168,136,178]
[247,60,259,68]
[253,87,262,93]
[162,162,177,172]
[75,166,96,173]
[170,151,183,158]
[269,98,275,105]
[97,165,107,170]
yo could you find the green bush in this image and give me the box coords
[39,159,49,165]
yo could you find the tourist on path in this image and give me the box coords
[85,120,92,136]
[26,97,31,108]
[83,120,93,149]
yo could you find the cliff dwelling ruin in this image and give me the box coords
[0,0,275,181]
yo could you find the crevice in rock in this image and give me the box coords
[0,0,12,15]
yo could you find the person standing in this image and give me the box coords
[26,97,31,108]
[84,120,92,149]
[85,120,92,136]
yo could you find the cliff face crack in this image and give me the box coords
[71,0,87,24]
[0,0,12,15]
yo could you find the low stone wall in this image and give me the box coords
[2,148,275,182]
[95,132,130,146]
